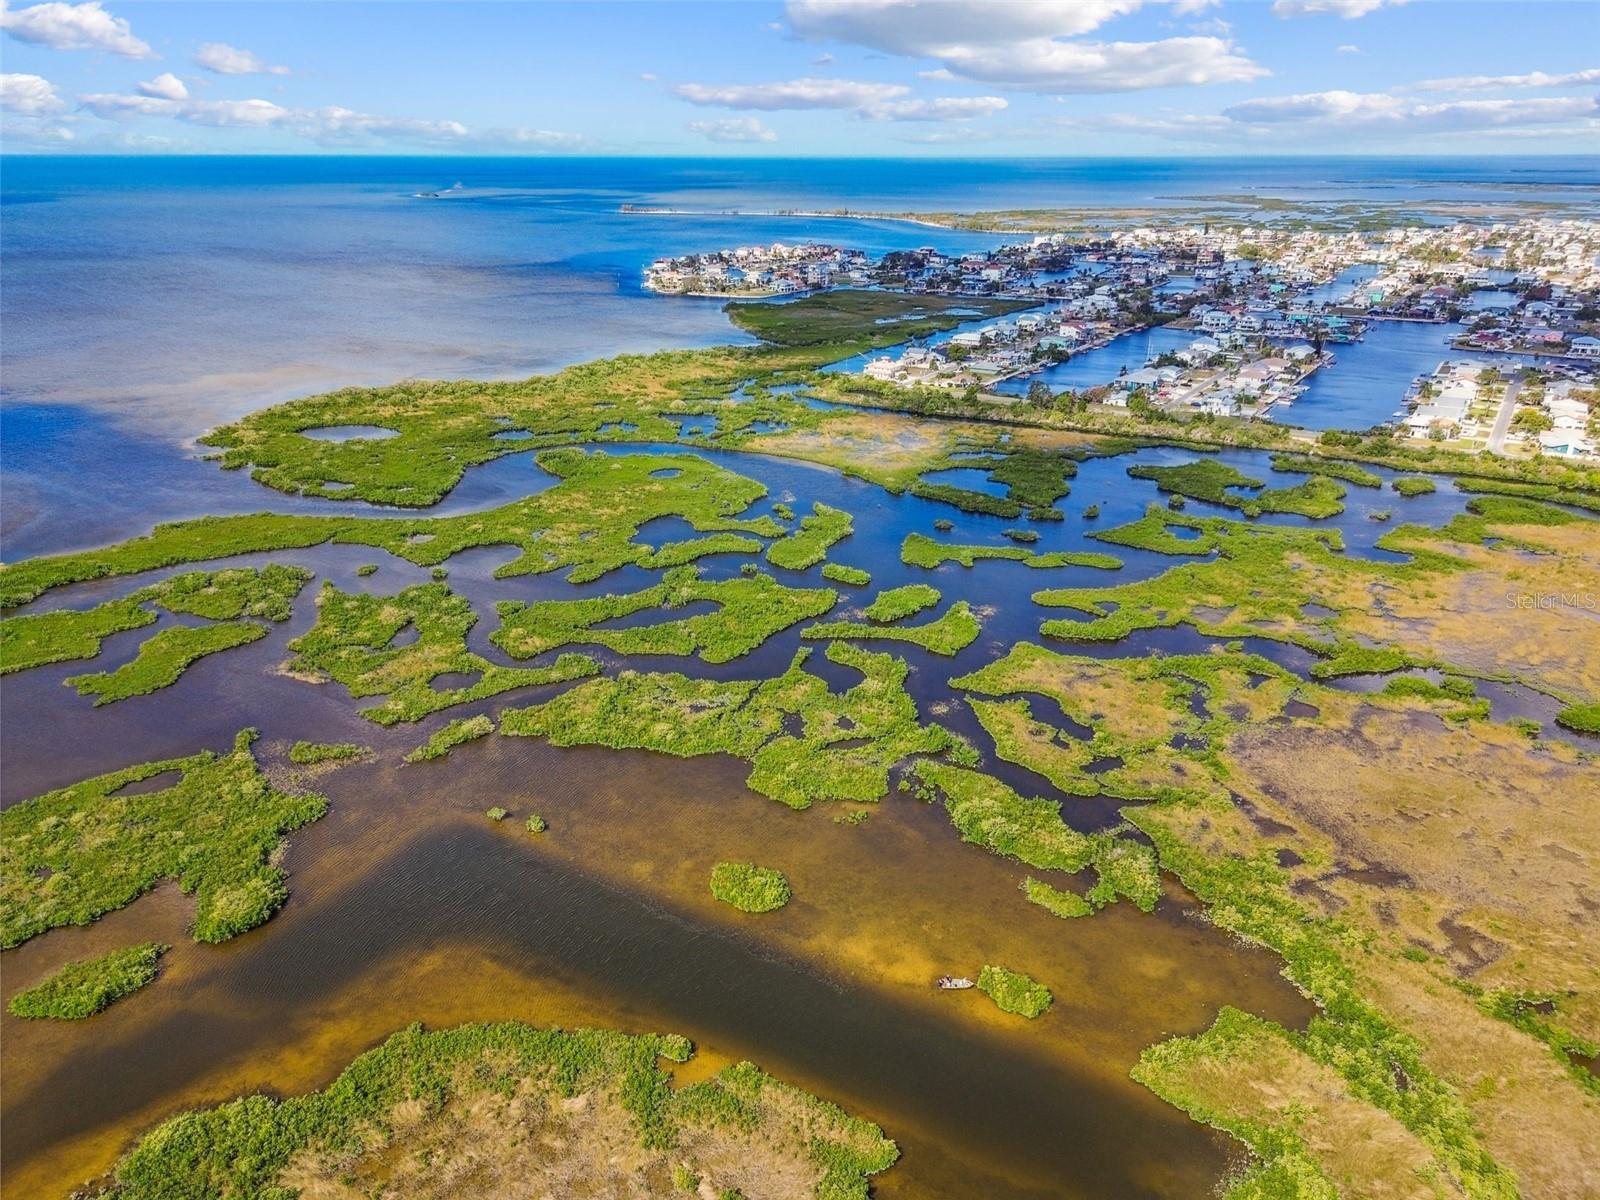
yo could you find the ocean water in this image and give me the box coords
[3,154,1597,555]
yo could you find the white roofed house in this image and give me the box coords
[863,357,904,383]
[1537,384,1596,455]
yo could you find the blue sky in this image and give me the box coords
[2,0,1597,154]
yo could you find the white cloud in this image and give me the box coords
[1,71,65,114]
[482,126,587,149]
[894,125,1008,144]
[80,91,289,126]
[812,52,834,66]
[1221,89,1597,134]
[0,0,152,58]
[1336,44,1362,54]
[1054,109,1233,137]
[788,0,1148,50]
[194,42,288,76]
[1,118,74,143]
[672,75,1004,121]
[1414,67,1600,92]
[292,106,466,142]
[136,71,187,100]
[1057,86,1598,146]
[673,77,908,111]
[784,0,1265,93]
[1271,0,1400,17]
[75,86,583,149]
[866,95,1007,120]
[688,116,778,143]
[922,36,1265,93]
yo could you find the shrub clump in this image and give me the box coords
[765,502,852,570]
[405,714,495,763]
[709,862,792,913]
[1555,703,1600,735]
[977,964,1052,1019]
[802,600,981,656]
[863,583,940,623]
[1020,876,1092,920]
[820,562,871,587]
[8,942,168,1020]
[288,741,365,765]
[1392,476,1437,497]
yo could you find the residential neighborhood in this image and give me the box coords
[646,217,1600,460]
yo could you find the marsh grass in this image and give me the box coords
[0,452,782,607]
[7,942,168,1020]
[820,563,871,587]
[3,565,309,689]
[288,741,367,765]
[862,584,940,623]
[405,714,495,763]
[494,564,836,664]
[503,643,955,810]
[1393,476,1437,497]
[802,601,980,656]
[1554,703,1600,734]
[1020,876,1092,920]
[0,730,326,947]
[901,532,1119,571]
[0,599,154,675]
[290,580,599,724]
[1130,460,1347,519]
[766,502,852,570]
[1270,454,1382,487]
[67,622,269,705]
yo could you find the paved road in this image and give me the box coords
[1487,374,1523,454]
